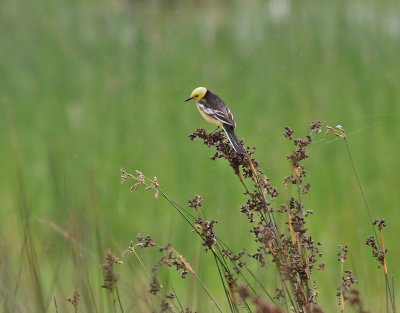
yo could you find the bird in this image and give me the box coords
[185,87,245,154]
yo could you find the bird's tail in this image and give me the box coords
[222,125,245,154]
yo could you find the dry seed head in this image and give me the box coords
[67,289,80,309]
[101,251,123,292]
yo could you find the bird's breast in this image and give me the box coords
[196,102,223,127]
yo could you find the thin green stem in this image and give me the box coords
[214,253,236,313]
[392,276,397,313]
[244,267,274,303]
[132,250,152,281]
[344,137,396,312]
[216,236,275,303]
[296,178,311,299]
[385,276,396,313]
[193,267,224,313]
[214,244,252,313]
[54,297,59,313]
[171,286,184,313]
[148,189,225,312]
[343,138,379,245]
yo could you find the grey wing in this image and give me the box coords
[198,101,236,128]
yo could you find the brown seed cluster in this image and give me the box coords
[337,245,348,263]
[195,218,218,250]
[136,235,157,248]
[365,218,388,269]
[149,243,192,294]
[337,270,358,300]
[373,218,386,231]
[347,290,370,313]
[237,284,282,313]
[188,194,203,212]
[101,251,123,292]
[189,128,250,176]
[365,236,387,267]
[189,122,324,310]
[121,169,160,198]
[119,120,386,313]
[66,289,80,309]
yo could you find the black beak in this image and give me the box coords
[184,97,192,102]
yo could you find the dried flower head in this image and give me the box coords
[253,297,282,313]
[310,121,322,134]
[122,235,157,256]
[325,125,346,139]
[149,244,196,295]
[67,289,80,309]
[337,270,358,305]
[145,176,160,198]
[189,128,248,176]
[121,169,160,198]
[347,290,370,313]
[101,251,123,292]
[373,218,386,231]
[188,194,203,212]
[195,217,218,250]
[283,126,294,140]
[365,235,387,267]
[337,245,348,263]
[236,284,282,313]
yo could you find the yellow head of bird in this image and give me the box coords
[184,87,207,102]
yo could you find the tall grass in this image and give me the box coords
[0,0,399,311]
[119,122,395,312]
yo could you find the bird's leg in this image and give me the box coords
[210,126,221,134]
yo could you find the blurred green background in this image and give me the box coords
[1,0,399,311]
